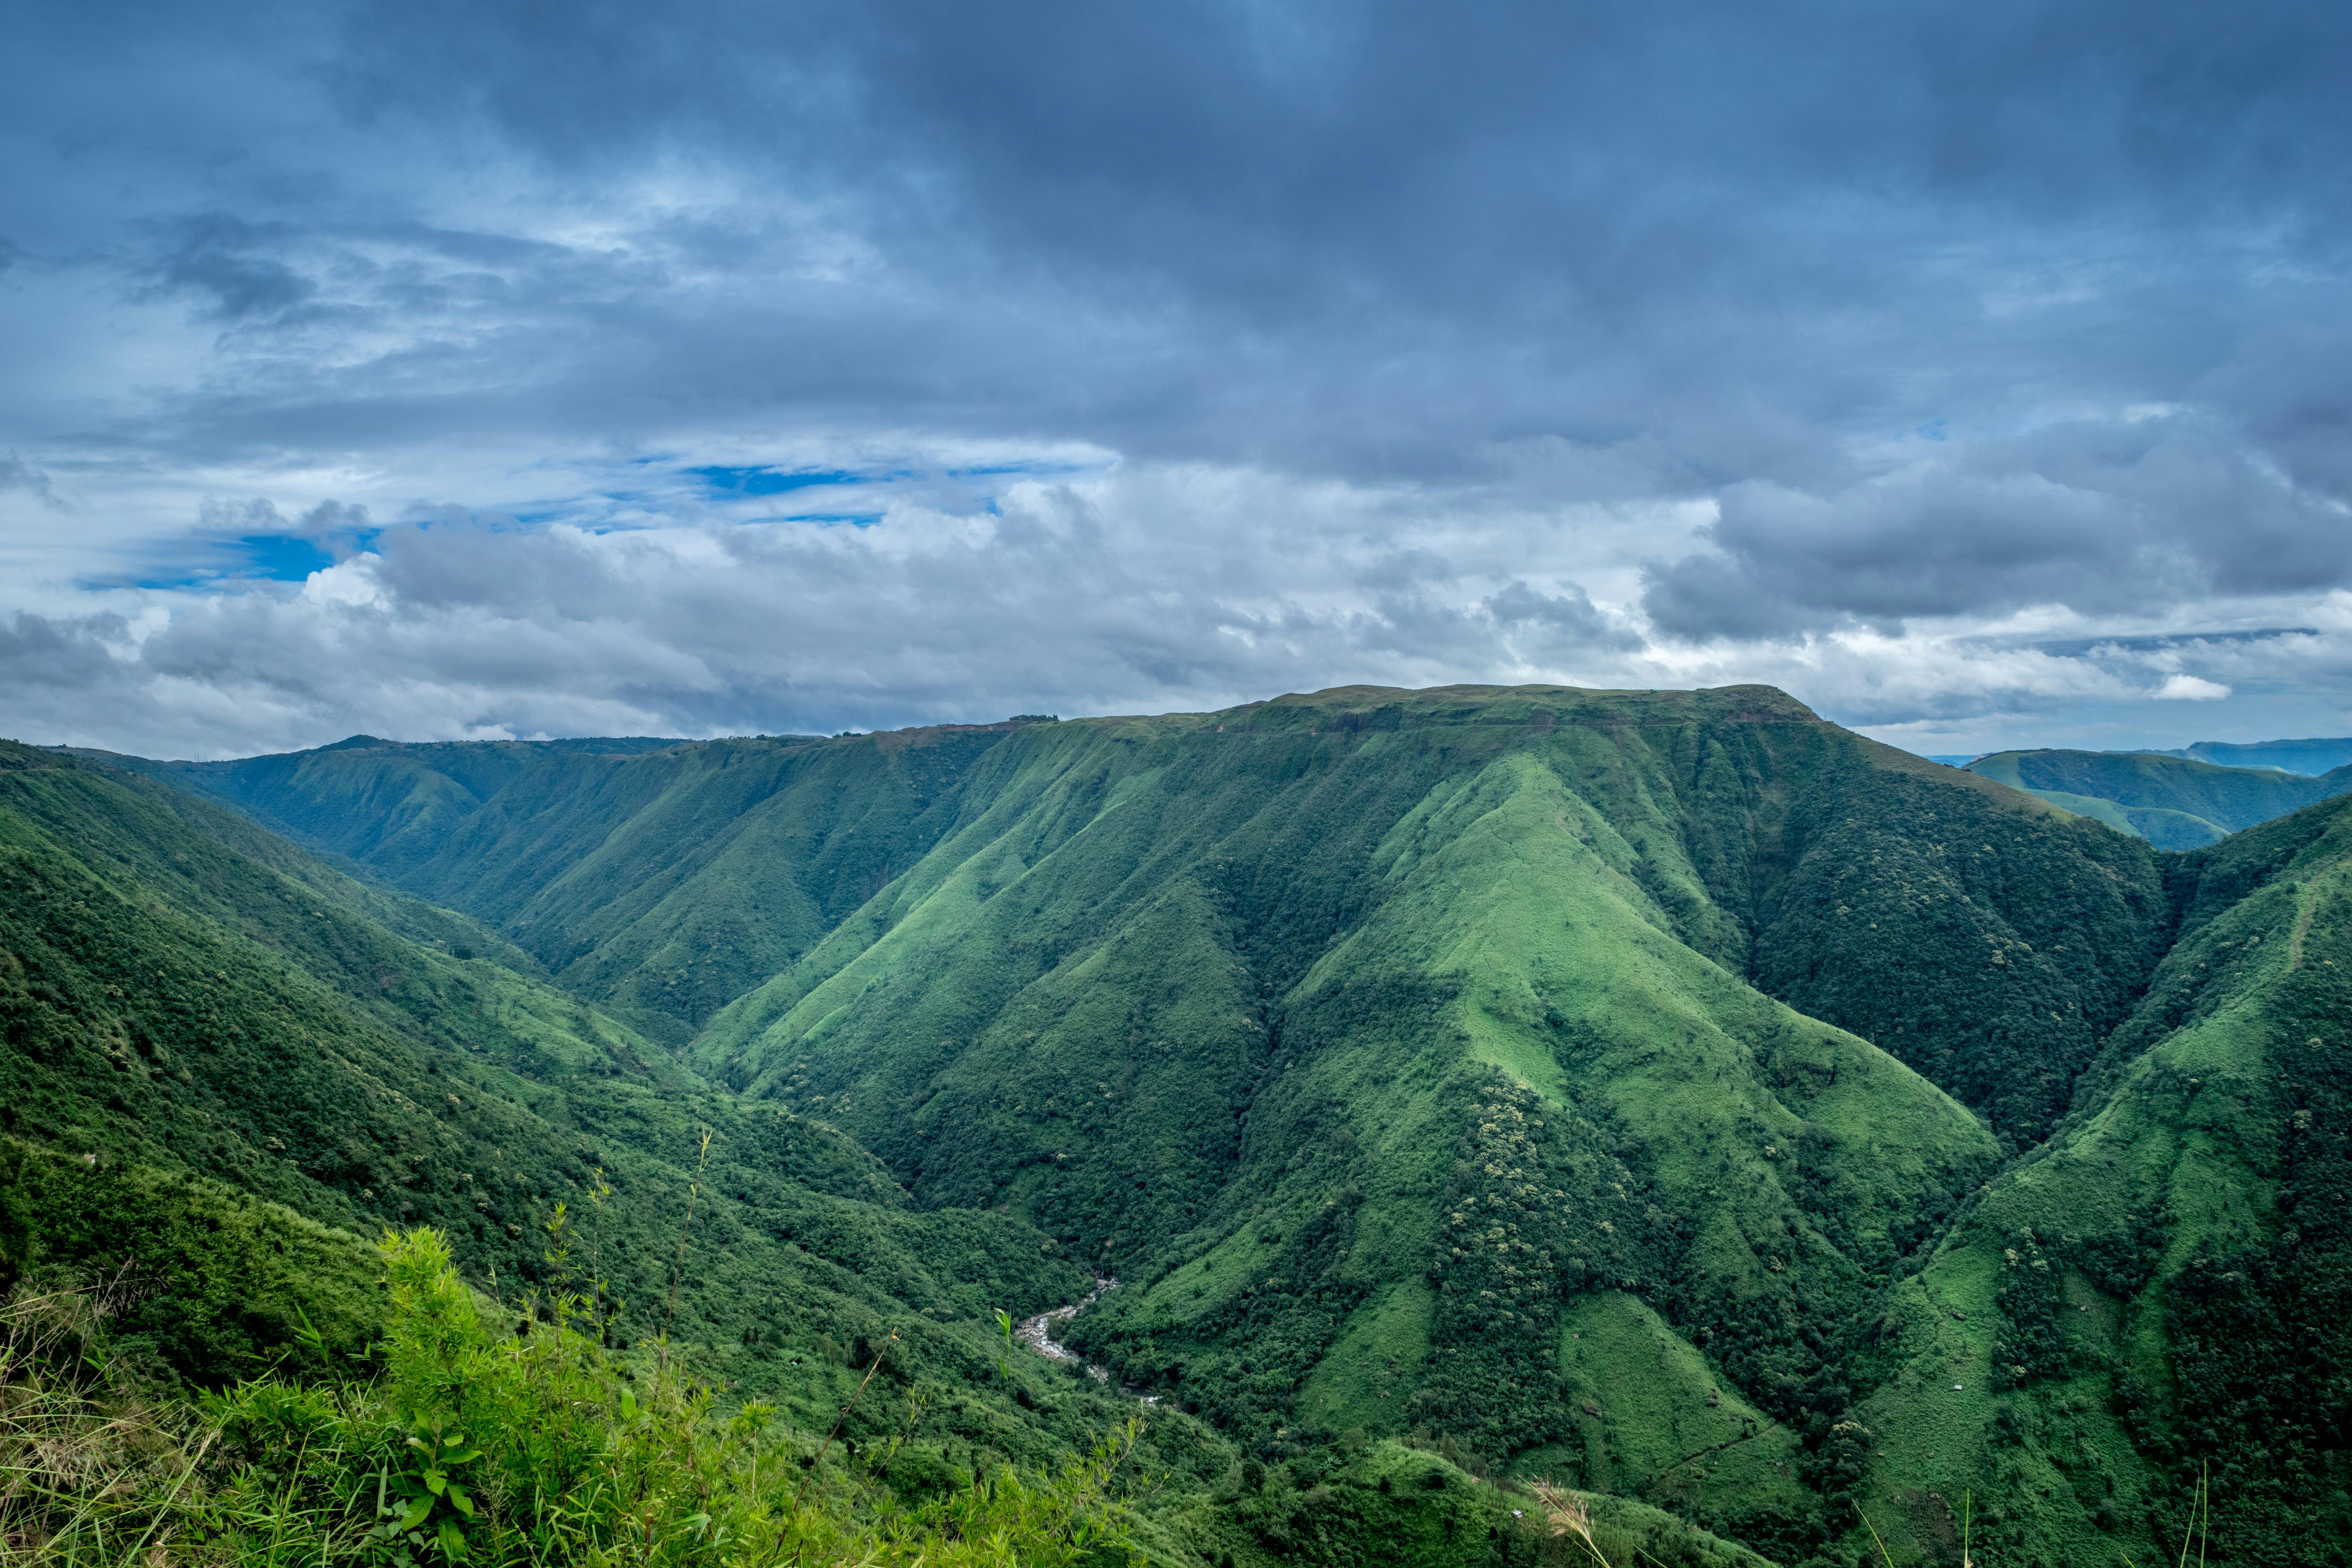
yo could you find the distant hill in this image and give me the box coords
[1966,749,2352,848]
[2158,735,2352,775]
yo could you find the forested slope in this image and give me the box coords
[34,683,2352,1563]
[95,724,1044,1043]
[657,684,2165,1557]
[1852,793,2352,1566]
[1,727,1794,1566]
[86,733,683,876]
[0,740,1221,1483]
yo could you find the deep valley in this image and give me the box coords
[7,683,2348,1566]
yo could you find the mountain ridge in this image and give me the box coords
[16,682,2350,1563]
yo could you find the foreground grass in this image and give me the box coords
[0,1227,1143,1566]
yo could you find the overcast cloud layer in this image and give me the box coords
[4,0,2351,758]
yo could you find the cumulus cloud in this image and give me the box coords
[7,468,2347,760]
[0,468,1670,753]
[1641,406,2352,640]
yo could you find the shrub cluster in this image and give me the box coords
[1,1226,1146,1566]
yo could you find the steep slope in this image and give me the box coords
[1749,742,2167,1143]
[1853,793,2352,1567]
[402,725,1031,1038]
[124,692,2167,1149]
[1969,748,2352,849]
[98,724,1049,1044]
[4,734,1804,1568]
[67,682,2236,1561]
[1,1132,386,1385]
[668,684,2168,1555]
[0,741,1218,1478]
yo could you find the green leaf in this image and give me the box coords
[396,1493,434,1532]
[437,1515,470,1562]
[445,1483,476,1519]
[423,1468,447,1495]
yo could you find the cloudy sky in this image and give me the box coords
[5,0,2350,759]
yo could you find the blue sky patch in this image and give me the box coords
[85,531,347,592]
[691,465,864,497]
[234,534,339,581]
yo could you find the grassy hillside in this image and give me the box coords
[50,682,2352,1560]
[7,1219,1776,1568]
[1851,793,2352,1566]
[1968,748,2352,849]
[0,740,1224,1481]
[11,733,1796,1568]
[136,690,2166,1147]
[0,1133,385,1384]
[84,733,685,875]
[100,724,1049,1045]
[654,684,2169,1557]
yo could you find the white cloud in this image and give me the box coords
[5,454,2347,759]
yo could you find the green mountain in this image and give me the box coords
[82,732,687,877]
[0,739,1217,1477]
[6,733,1782,1568]
[1965,749,2352,849]
[1851,791,2352,1565]
[92,724,1045,1045]
[16,682,2352,1563]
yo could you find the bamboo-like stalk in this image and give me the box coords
[658,1128,713,1377]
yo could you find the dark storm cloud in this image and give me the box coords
[255,2,2352,532]
[1642,410,2352,639]
[142,215,319,322]
[5,0,2352,755]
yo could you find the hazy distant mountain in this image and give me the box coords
[1967,748,2352,848]
[2152,736,2352,775]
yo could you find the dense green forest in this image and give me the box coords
[9,683,2350,1564]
